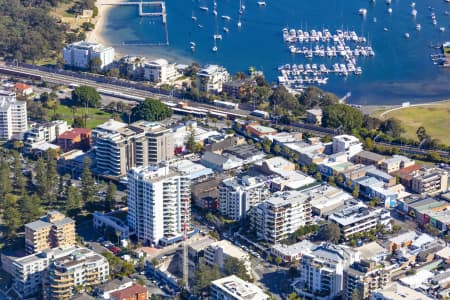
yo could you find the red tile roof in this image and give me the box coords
[58,128,91,140]
[110,284,147,300]
[15,82,32,91]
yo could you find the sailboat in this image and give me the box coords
[239,0,245,14]
[212,39,218,52]
[237,14,242,27]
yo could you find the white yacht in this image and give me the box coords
[416,24,421,31]
[212,45,218,52]
[223,27,229,33]
[359,8,367,16]
[440,27,445,32]
[213,34,223,40]
[257,1,267,6]
[405,32,410,38]
[199,6,209,11]
[221,15,231,21]
[411,9,417,16]
[388,7,393,14]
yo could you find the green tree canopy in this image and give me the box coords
[322,104,363,132]
[72,86,101,108]
[320,222,341,244]
[223,256,251,281]
[131,98,172,122]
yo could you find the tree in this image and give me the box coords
[314,172,322,181]
[90,57,103,73]
[105,182,117,211]
[351,288,361,300]
[81,157,96,203]
[66,186,82,215]
[186,129,197,153]
[3,195,21,239]
[380,118,404,139]
[287,292,302,300]
[20,194,42,224]
[72,86,101,108]
[194,260,221,295]
[273,144,281,154]
[352,186,360,198]
[320,222,341,244]
[322,104,363,132]
[107,68,120,78]
[131,98,172,122]
[224,256,250,281]
[416,126,429,142]
[72,116,84,128]
[274,256,283,268]
[269,86,302,114]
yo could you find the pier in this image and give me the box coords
[98,1,167,23]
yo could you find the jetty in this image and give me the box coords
[98,1,167,23]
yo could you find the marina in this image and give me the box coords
[98,0,450,104]
[280,28,374,89]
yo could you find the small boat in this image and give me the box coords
[440,27,445,32]
[384,27,389,31]
[212,45,218,52]
[190,41,196,47]
[433,19,437,25]
[223,27,229,33]
[221,15,231,21]
[257,1,266,6]
[405,32,410,38]
[359,8,367,16]
[416,24,421,30]
[213,9,218,16]
[190,46,195,51]
[373,17,377,22]
[191,16,197,21]
[411,2,416,8]
[388,7,393,14]
[199,6,209,11]
[411,9,417,16]
[386,0,391,4]
[198,24,204,28]
[237,21,242,27]
[213,34,223,40]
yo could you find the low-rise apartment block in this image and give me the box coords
[333,135,363,158]
[63,41,115,70]
[251,190,312,244]
[411,167,448,195]
[25,211,76,254]
[210,275,270,300]
[292,243,360,300]
[344,260,391,300]
[328,201,391,240]
[197,64,230,93]
[379,155,415,174]
[57,128,92,152]
[11,246,108,299]
[144,59,179,83]
[44,247,109,299]
[219,176,270,221]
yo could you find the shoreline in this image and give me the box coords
[86,4,112,46]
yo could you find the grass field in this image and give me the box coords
[377,100,450,145]
[51,104,113,129]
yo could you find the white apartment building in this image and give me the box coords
[144,59,179,83]
[379,155,415,174]
[333,135,363,158]
[94,121,174,177]
[25,120,69,144]
[292,243,360,300]
[11,246,109,299]
[210,275,270,300]
[63,41,115,70]
[251,190,312,244]
[328,201,392,239]
[127,164,191,246]
[0,91,27,140]
[219,176,270,221]
[205,240,252,276]
[197,64,230,93]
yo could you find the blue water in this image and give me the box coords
[100,0,450,104]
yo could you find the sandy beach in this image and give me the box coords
[86,4,112,46]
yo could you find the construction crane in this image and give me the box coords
[182,196,189,290]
